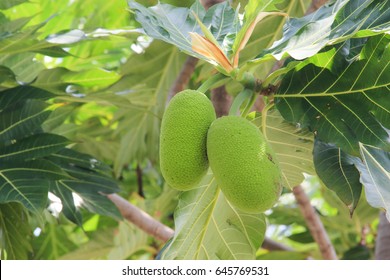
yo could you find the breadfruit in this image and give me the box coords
[207,116,282,213]
[160,90,216,190]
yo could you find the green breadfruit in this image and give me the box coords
[207,115,282,213]
[160,90,216,190]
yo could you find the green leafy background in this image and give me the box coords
[0,0,388,260]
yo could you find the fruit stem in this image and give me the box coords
[241,90,257,117]
[228,88,253,116]
[197,72,228,93]
[260,102,274,136]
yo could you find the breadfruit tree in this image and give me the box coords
[0,0,389,260]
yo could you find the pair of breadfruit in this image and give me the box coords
[160,90,282,213]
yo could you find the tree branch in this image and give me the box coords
[107,194,174,242]
[262,238,294,252]
[292,185,337,260]
[375,211,390,260]
[167,56,198,102]
[305,0,329,15]
[108,193,291,252]
[136,163,144,197]
[211,86,233,117]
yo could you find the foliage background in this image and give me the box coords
[0,0,387,260]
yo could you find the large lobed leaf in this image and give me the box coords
[129,0,220,58]
[276,34,390,156]
[0,86,120,224]
[356,143,390,221]
[129,0,288,70]
[260,0,390,61]
[31,219,78,260]
[276,34,390,215]
[313,139,362,213]
[252,108,315,189]
[0,202,31,259]
[161,171,265,260]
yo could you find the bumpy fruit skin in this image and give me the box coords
[160,90,216,190]
[207,116,282,213]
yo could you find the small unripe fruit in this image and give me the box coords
[207,116,282,213]
[160,90,216,190]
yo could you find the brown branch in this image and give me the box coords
[166,0,227,103]
[136,164,143,197]
[262,238,294,252]
[292,185,337,260]
[107,194,174,242]
[200,0,225,10]
[108,193,292,252]
[211,86,232,117]
[375,211,390,260]
[305,0,329,15]
[167,56,198,102]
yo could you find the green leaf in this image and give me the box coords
[0,99,51,143]
[0,0,27,9]
[107,221,149,259]
[32,221,77,259]
[0,86,53,108]
[0,15,31,35]
[0,65,16,84]
[42,104,77,132]
[161,171,266,260]
[47,148,120,223]
[341,244,371,260]
[0,53,45,83]
[240,0,312,62]
[58,228,115,260]
[49,181,82,225]
[232,0,285,58]
[0,133,70,162]
[57,181,120,220]
[287,231,314,244]
[0,160,68,212]
[111,41,187,176]
[0,202,31,259]
[0,19,85,56]
[129,1,203,55]
[275,34,390,155]
[257,251,308,260]
[356,143,390,221]
[253,109,315,188]
[203,1,238,46]
[48,147,112,173]
[33,67,121,92]
[46,29,85,44]
[128,0,239,66]
[260,0,390,61]
[313,139,362,214]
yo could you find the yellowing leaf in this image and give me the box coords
[190,32,233,73]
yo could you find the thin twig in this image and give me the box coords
[292,185,337,260]
[136,164,143,197]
